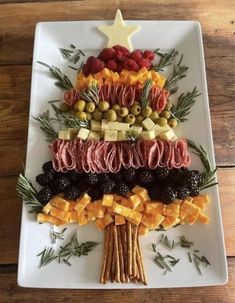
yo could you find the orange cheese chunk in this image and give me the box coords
[68,210,78,223]
[102,194,113,207]
[145,202,163,215]
[129,194,142,209]
[163,204,180,218]
[43,202,52,214]
[132,185,149,202]
[74,193,91,214]
[104,213,114,226]
[51,196,70,212]
[181,200,200,217]
[115,214,126,225]
[95,218,106,231]
[198,212,210,224]
[127,210,142,225]
[93,200,106,219]
[50,206,71,222]
[138,224,149,236]
[135,202,144,212]
[37,213,65,226]
[87,209,96,222]
[77,211,88,226]
[184,213,199,225]
[161,216,180,230]
[112,202,131,217]
[68,201,77,211]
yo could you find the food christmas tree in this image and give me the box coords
[17,10,217,285]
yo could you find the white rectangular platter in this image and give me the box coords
[18,20,228,288]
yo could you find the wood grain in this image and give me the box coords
[0,168,234,265]
[0,258,234,303]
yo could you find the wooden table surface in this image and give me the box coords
[0,0,235,302]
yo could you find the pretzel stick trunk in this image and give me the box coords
[100,225,110,283]
[127,221,133,277]
[104,224,114,283]
[132,225,138,278]
[120,223,129,282]
[137,237,147,285]
[113,225,120,282]
[117,225,126,283]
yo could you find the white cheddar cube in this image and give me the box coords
[107,121,119,130]
[160,124,171,132]
[90,120,101,131]
[77,127,90,140]
[142,118,155,130]
[118,122,130,131]
[117,131,127,141]
[104,130,118,141]
[58,130,70,140]
[68,128,79,139]
[101,119,109,131]
[130,125,142,136]
[87,131,100,141]
[158,129,177,141]
[141,130,156,140]
[152,124,162,136]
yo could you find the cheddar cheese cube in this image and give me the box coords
[77,211,88,226]
[51,196,70,212]
[37,213,64,226]
[93,200,105,219]
[138,224,149,236]
[127,210,142,225]
[74,193,91,214]
[95,218,106,231]
[102,194,113,207]
[161,216,180,230]
[115,214,126,225]
[145,202,163,215]
[87,209,96,222]
[163,204,180,218]
[132,185,149,202]
[198,212,210,224]
[112,202,131,217]
[43,202,52,214]
[181,200,200,217]
[129,194,142,209]
[50,207,71,222]
[69,210,78,223]
[104,213,114,226]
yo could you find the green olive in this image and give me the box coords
[135,115,144,124]
[105,109,117,122]
[112,104,121,112]
[118,107,129,117]
[59,103,70,113]
[150,111,159,122]
[98,101,110,112]
[85,101,96,113]
[117,115,124,122]
[125,114,136,125]
[165,101,173,111]
[168,118,178,128]
[141,106,153,118]
[74,100,86,112]
[133,101,140,107]
[160,110,171,119]
[130,104,142,116]
[85,112,92,121]
[74,111,87,120]
[92,108,103,121]
[156,117,168,126]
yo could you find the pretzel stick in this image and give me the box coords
[113,225,120,282]
[100,225,110,283]
[117,226,126,283]
[110,234,115,283]
[127,221,132,277]
[137,237,147,285]
[132,225,138,278]
[104,224,114,283]
[120,223,129,281]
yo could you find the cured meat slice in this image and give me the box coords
[120,143,133,168]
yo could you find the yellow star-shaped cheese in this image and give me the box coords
[98,9,140,51]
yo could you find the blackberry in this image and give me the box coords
[99,173,111,183]
[52,176,70,192]
[160,186,176,204]
[154,167,169,181]
[122,168,136,183]
[67,170,81,183]
[64,186,81,200]
[110,171,123,182]
[137,169,154,185]
[36,174,50,186]
[77,179,89,192]
[88,187,102,201]
[114,182,130,196]
[190,186,200,197]
[85,173,99,185]
[100,180,115,194]
[169,168,184,186]
[42,161,56,178]
[176,186,190,200]
[148,186,161,200]
[37,186,53,205]
[183,170,201,189]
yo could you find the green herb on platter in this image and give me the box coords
[158,234,174,250]
[37,247,58,268]
[187,139,218,190]
[170,87,201,122]
[59,46,85,64]
[50,227,67,245]
[37,61,73,90]
[63,116,90,129]
[32,110,58,142]
[178,236,194,248]
[164,54,188,92]
[16,174,42,213]
[139,79,153,108]
[154,252,180,275]
[153,49,179,72]
[79,83,100,104]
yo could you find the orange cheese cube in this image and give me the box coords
[163,204,180,218]
[101,68,111,78]
[68,201,77,211]
[151,213,165,229]
[121,198,132,208]
[193,195,209,210]
[127,210,142,225]
[74,193,91,214]
[104,213,114,226]
[198,212,210,224]
[129,194,142,209]
[37,213,65,226]
[51,196,70,212]
[138,224,149,236]
[145,202,163,215]
[113,194,123,202]
[127,75,137,85]
[179,207,188,220]
[136,202,144,212]
[95,218,106,231]
[87,209,96,222]
[43,202,52,214]
[141,214,153,228]
[132,185,149,202]
[69,210,78,223]
[77,211,88,225]
[50,207,71,223]
[115,214,126,225]
[161,216,180,230]
[112,202,131,217]
[86,203,94,210]
[112,72,120,83]
[102,194,113,207]
[185,196,193,203]
[93,200,105,219]
[94,71,103,81]
[181,201,200,217]
[184,214,199,225]
[120,69,130,77]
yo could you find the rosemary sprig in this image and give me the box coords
[178,236,194,248]
[59,48,74,60]
[158,234,174,250]
[63,116,90,129]
[32,111,58,142]
[50,227,67,245]
[59,47,85,64]
[125,130,139,142]
[170,87,201,122]
[79,83,100,104]
[16,174,42,213]
[37,247,58,268]
[139,79,153,108]
[154,252,180,275]
[153,49,179,72]
[187,139,218,190]
[164,54,188,91]
[37,61,73,90]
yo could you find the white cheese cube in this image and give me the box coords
[104,130,118,141]
[90,120,101,131]
[141,130,156,140]
[68,128,79,139]
[107,121,119,130]
[142,117,155,130]
[152,124,162,137]
[160,124,171,132]
[130,125,142,137]
[101,119,109,131]
[158,129,177,141]
[117,131,128,141]
[58,130,70,140]
[77,127,90,140]
[118,122,130,131]
[87,131,101,141]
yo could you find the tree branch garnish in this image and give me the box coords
[59,45,85,64]
[79,83,100,104]
[153,49,179,72]
[50,227,67,245]
[32,111,58,143]
[37,232,99,268]
[139,79,153,108]
[37,61,73,90]
[170,87,201,122]
[187,139,218,190]
[16,174,42,213]
[63,116,90,129]
[164,54,188,92]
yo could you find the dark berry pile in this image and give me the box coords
[35,161,202,205]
